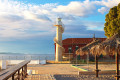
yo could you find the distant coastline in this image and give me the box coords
[0,53,55,60]
[0,52,54,55]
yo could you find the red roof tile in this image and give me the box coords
[62,38,106,44]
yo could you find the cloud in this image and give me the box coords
[64,25,106,38]
[0,14,24,23]
[52,0,120,15]
[83,21,104,31]
[53,0,96,17]
[101,0,120,8]
[97,0,120,14]
[98,7,109,14]
[23,11,51,22]
[0,0,55,40]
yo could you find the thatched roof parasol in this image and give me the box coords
[90,34,120,79]
[90,34,120,56]
[76,38,103,77]
[76,39,102,56]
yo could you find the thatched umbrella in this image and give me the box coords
[76,38,102,77]
[90,34,120,55]
[90,34,120,80]
[76,39,101,56]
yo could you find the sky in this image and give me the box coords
[0,0,119,54]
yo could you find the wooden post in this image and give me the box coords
[22,67,24,80]
[18,70,20,80]
[87,52,89,71]
[12,74,14,80]
[116,38,120,80]
[116,51,119,80]
[25,64,27,77]
[23,66,25,78]
[76,55,77,66]
[95,55,99,77]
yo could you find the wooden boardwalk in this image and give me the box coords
[0,60,30,80]
[25,74,56,80]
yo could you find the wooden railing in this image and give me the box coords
[0,60,30,80]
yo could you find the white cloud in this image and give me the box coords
[98,0,120,14]
[23,11,51,22]
[53,0,96,17]
[101,0,120,8]
[98,7,109,14]
[52,0,120,15]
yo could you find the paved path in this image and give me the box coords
[27,64,80,75]
[25,64,80,80]
[76,64,120,71]
[25,74,56,80]
[25,64,116,80]
[54,74,115,80]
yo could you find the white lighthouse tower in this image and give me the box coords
[54,18,65,61]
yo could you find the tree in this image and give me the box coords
[104,3,120,38]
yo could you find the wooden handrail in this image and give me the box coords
[0,60,30,80]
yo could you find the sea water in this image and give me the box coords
[0,53,55,60]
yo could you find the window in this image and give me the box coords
[75,46,79,50]
[68,47,72,53]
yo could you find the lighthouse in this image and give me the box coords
[54,18,65,61]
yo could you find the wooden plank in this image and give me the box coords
[0,60,30,80]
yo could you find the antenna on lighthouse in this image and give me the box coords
[93,33,96,41]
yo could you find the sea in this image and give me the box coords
[0,53,55,60]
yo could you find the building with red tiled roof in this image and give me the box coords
[54,38,106,60]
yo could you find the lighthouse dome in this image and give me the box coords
[55,17,62,25]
